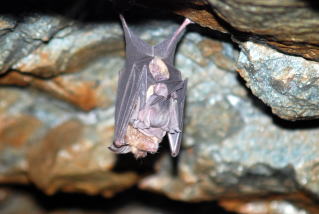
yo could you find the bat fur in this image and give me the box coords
[109,15,192,158]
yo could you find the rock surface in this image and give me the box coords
[128,0,319,121]
[0,4,319,214]
[0,187,230,214]
[207,0,319,61]
[220,197,317,214]
[28,120,137,196]
[0,15,70,75]
[136,21,319,213]
[237,41,319,120]
[0,15,137,197]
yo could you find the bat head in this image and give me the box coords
[124,125,160,158]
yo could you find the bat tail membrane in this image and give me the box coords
[154,18,193,64]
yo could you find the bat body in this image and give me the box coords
[109,15,192,158]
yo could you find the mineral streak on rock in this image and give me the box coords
[0,71,103,111]
[237,41,319,120]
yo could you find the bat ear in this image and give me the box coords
[154,18,193,64]
[119,14,152,56]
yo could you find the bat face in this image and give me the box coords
[109,15,192,158]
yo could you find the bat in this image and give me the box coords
[109,14,193,158]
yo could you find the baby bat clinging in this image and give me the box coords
[109,15,193,158]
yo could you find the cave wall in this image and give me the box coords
[0,1,319,214]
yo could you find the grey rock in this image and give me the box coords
[140,28,319,206]
[237,41,319,120]
[0,17,133,195]
[12,22,124,77]
[0,14,71,74]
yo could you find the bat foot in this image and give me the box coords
[185,18,194,25]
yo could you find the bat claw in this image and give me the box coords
[185,18,194,25]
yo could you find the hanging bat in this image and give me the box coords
[109,14,193,158]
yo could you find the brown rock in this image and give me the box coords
[0,71,103,111]
[136,0,319,61]
[219,193,319,214]
[11,24,124,78]
[0,115,42,149]
[28,120,138,196]
[0,115,43,184]
[134,0,228,33]
[207,0,319,61]
[197,38,237,71]
[174,1,228,33]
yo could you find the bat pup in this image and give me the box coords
[109,15,193,158]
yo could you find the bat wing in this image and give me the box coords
[150,64,183,105]
[113,15,154,149]
[113,62,149,147]
[168,79,187,157]
[154,18,193,64]
[148,60,187,157]
[119,14,153,58]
